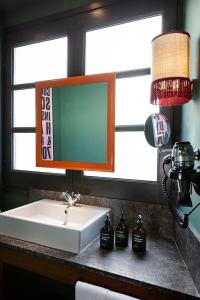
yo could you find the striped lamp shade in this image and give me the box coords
[150,31,191,106]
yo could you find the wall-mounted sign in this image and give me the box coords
[41,88,53,160]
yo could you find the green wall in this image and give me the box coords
[0,22,2,210]
[52,83,107,163]
[181,0,200,236]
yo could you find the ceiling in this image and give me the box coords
[0,0,98,26]
[0,0,46,13]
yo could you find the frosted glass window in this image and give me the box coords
[116,76,159,125]
[85,132,157,181]
[14,37,67,84]
[86,15,162,74]
[13,133,65,174]
[13,89,35,127]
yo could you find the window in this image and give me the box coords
[12,37,67,174]
[4,0,178,199]
[85,16,162,181]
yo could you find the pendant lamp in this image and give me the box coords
[150,31,191,106]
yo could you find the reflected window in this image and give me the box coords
[13,89,35,127]
[13,133,65,173]
[14,37,67,84]
[85,15,162,181]
[85,132,157,181]
[12,37,67,174]
[86,15,162,74]
[115,76,159,126]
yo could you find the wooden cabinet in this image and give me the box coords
[0,262,5,300]
[2,264,74,300]
[0,245,196,300]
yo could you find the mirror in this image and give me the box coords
[36,73,115,171]
[144,113,171,147]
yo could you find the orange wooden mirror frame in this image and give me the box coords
[35,73,115,172]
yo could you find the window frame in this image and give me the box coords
[4,16,74,191]
[3,0,182,201]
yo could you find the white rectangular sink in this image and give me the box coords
[0,199,110,253]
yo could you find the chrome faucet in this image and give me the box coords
[60,191,82,207]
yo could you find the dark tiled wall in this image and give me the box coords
[174,223,200,293]
[29,189,174,238]
[0,26,2,211]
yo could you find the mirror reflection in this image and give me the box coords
[144,113,171,148]
[41,83,108,162]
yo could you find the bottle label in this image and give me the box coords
[100,232,114,249]
[132,234,146,251]
[101,233,111,241]
[116,230,126,239]
[116,230,128,247]
[133,234,143,243]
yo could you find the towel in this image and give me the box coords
[75,281,108,300]
[106,290,139,300]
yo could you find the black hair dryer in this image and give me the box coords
[162,141,200,228]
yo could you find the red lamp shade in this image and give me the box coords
[150,31,191,106]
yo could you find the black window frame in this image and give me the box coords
[3,0,183,202]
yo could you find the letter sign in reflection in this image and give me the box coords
[41,88,53,160]
[151,114,169,147]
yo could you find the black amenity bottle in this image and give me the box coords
[115,211,129,247]
[132,215,146,252]
[100,214,114,250]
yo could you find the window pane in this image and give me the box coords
[13,89,35,127]
[86,15,162,74]
[85,132,157,181]
[116,76,159,125]
[14,37,67,84]
[13,133,65,174]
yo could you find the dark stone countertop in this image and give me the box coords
[0,234,199,299]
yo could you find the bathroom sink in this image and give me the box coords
[0,199,110,253]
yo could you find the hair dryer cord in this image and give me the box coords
[162,174,189,228]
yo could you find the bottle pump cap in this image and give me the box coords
[120,211,125,222]
[105,213,111,225]
[137,215,143,224]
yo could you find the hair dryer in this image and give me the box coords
[162,142,200,228]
